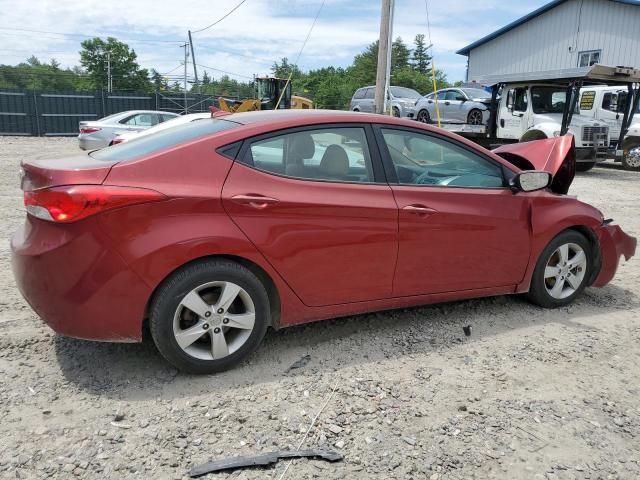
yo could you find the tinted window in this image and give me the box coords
[122,113,156,126]
[445,90,465,101]
[161,114,178,122]
[244,128,374,183]
[390,87,421,99]
[531,87,566,114]
[461,88,491,99]
[508,88,528,111]
[353,89,365,100]
[364,88,375,99]
[381,129,504,188]
[90,118,240,160]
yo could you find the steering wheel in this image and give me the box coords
[414,171,440,185]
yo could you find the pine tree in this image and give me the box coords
[412,34,431,74]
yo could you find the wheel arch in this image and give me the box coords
[142,254,282,333]
[520,128,549,143]
[621,135,640,150]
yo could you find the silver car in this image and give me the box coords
[350,86,422,117]
[78,110,179,150]
[414,88,492,125]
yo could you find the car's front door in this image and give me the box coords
[444,90,467,123]
[498,87,530,140]
[376,126,531,296]
[222,125,398,307]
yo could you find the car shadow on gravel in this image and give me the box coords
[54,283,637,401]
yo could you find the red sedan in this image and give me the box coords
[11,110,636,374]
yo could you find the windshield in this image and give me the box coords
[531,87,571,114]
[90,118,240,161]
[461,88,491,99]
[390,87,421,99]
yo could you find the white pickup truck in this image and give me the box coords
[496,83,609,171]
[578,85,640,171]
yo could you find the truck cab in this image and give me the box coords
[497,83,609,169]
[578,86,640,170]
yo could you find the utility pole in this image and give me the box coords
[182,43,189,114]
[375,0,394,114]
[107,51,112,93]
[188,31,200,95]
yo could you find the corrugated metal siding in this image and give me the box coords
[467,0,640,81]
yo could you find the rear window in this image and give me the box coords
[90,118,240,161]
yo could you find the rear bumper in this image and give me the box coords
[11,216,150,342]
[592,224,637,287]
[78,135,109,151]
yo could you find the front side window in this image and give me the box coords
[508,88,528,112]
[381,129,504,188]
[245,128,374,183]
[445,90,465,101]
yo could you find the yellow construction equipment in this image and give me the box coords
[217,77,313,113]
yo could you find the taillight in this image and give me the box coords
[111,137,124,145]
[24,185,166,223]
[80,126,101,134]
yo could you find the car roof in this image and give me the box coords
[223,109,418,126]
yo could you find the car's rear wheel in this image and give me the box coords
[150,259,270,374]
[467,109,484,125]
[417,109,431,124]
[527,230,592,308]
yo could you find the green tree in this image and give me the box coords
[391,37,410,72]
[411,34,431,74]
[79,37,152,91]
[150,69,169,91]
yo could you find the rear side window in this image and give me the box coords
[90,118,240,161]
[353,89,365,100]
[364,88,375,99]
[242,127,374,183]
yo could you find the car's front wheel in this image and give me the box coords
[527,230,592,308]
[150,259,271,374]
[621,142,640,171]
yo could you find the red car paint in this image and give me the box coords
[11,110,636,342]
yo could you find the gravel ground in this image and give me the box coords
[0,136,639,480]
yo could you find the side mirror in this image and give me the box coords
[510,171,552,193]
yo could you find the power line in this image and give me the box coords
[195,62,253,80]
[0,27,184,44]
[191,0,248,34]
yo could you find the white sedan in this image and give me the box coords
[78,110,179,150]
[111,112,212,145]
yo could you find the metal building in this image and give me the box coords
[457,0,640,83]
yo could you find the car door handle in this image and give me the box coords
[231,194,279,209]
[402,204,437,216]
[444,101,450,105]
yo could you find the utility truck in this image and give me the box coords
[415,65,640,172]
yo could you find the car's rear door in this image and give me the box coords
[222,124,398,307]
[375,125,531,296]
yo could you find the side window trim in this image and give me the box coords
[372,124,508,189]
[235,123,388,184]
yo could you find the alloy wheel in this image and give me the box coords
[543,243,587,299]
[172,281,255,361]
[625,146,640,169]
[417,110,430,124]
[467,110,483,125]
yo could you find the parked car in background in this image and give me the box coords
[414,87,492,125]
[12,110,635,374]
[351,86,421,117]
[78,110,179,150]
[112,112,211,145]
[579,85,640,171]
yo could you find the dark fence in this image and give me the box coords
[0,89,226,136]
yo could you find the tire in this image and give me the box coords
[527,230,592,308]
[392,107,401,117]
[576,161,596,172]
[150,259,271,374]
[417,109,431,124]
[467,109,484,125]
[621,142,640,171]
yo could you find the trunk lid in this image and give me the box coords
[20,154,117,192]
[493,134,576,195]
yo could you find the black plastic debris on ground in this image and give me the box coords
[189,448,343,477]
[463,325,472,337]
[285,354,311,373]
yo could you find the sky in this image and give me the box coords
[0,0,551,85]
